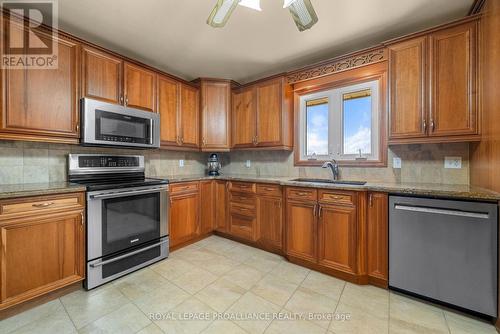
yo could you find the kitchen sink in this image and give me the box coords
[291,178,367,185]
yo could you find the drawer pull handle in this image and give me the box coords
[296,192,308,196]
[265,188,275,191]
[32,202,55,208]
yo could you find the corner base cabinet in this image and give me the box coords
[0,193,85,310]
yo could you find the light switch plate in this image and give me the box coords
[444,156,462,169]
[393,157,402,169]
[245,160,251,168]
[179,159,184,167]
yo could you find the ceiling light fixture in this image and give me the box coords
[283,0,318,31]
[207,0,318,31]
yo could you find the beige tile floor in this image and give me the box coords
[0,235,496,334]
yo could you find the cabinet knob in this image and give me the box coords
[120,95,124,104]
[430,120,435,132]
[423,119,427,132]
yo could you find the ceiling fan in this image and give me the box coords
[207,0,318,32]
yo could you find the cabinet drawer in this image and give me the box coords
[0,193,84,218]
[230,213,256,241]
[319,190,354,206]
[229,182,256,193]
[229,192,256,206]
[170,182,199,194]
[257,184,282,197]
[286,187,317,201]
[230,202,255,217]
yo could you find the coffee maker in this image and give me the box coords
[207,153,221,176]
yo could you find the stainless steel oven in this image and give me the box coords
[81,98,160,148]
[68,154,169,290]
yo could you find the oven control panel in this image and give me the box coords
[78,156,140,168]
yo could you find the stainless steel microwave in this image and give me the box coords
[80,98,160,149]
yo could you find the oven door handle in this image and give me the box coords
[89,239,168,268]
[89,187,168,200]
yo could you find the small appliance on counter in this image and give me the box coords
[207,153,222,176]
[68,154,169,289]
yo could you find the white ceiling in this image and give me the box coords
[52,0,473,83]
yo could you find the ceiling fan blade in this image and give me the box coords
[207,0,242,28]
[285,0,318,31]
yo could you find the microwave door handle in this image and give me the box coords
[89,187,168,200]
[89,239,169,268]
[150,119,153,145]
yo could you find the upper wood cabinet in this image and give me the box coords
[366,192,388,287]
[157,76,199,150]
[82,46,123,104]
[388,19,479,144]
[231,76,293,150]
[200,79,231,151]
[123,62,156,112]
[0,24,80,144]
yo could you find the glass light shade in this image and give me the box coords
[283,0,298,8]
[239,0,261,11]
[207,0,241,27]
[286,0,318,31]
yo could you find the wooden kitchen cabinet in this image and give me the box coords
[180,84,200,148]
[232,87,256,148]
[123,62,156,112]
[317,203,357,275]
[228,183,258,242]
[0,22,80,144]
[366,192,388,287]
[169,185,200,248]
[215,181,228,233]
[200,180,215,235]
[0,193,85,310]
[231,76,293,150]
[388,19,479,144]
[82,46,123,104]
[388,37,427,140]
[200,79,231,151]
[257,184,283,251]
[428,21,478,137]
[285,197,317,263]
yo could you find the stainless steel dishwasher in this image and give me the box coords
[389,195,498,316]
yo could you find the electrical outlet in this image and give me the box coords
[179,159,184,167]
[393,157,402,169]
[444,156,462,169]
[245,160,251,168]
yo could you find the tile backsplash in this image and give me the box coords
[221,143,470,185]
[0,141,208,185]
[0,140,469,185]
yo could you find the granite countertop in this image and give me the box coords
[163,173,500,201]
[0,182,87,200]
[1,174,499,202]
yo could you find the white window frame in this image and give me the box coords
[299,79,380,162]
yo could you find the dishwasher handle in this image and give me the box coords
[394,204,490,219]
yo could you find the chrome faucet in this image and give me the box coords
[322,160,339,181]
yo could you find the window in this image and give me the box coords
[299,80,380,163]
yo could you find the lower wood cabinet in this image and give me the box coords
[257,196,283,250]
[0,193,85,310]
[200,181,215,234]
[215,181,228,233]
[366,192,388,286]
[317,203,357,275]
[169,186,200,248]
[285,199,317,262]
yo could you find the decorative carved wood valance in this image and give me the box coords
[286,47,387,84]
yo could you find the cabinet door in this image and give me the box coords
[256,79,282,146]
[123,62,156,112]
[0,25,79,142]
[232,88,256,148]
[201,81,231,151]
[429,21,478,137]
[318,204,357,274]
[200,181,215,235]
[367,193,388,284]
[180,84,199,148]
[0,212,84,307]
[158,75,180,147]
[215,181,228,233]
[257,196,283,250]
[82,46,123,104]
[169,193,200,247]
[285,200,317,262]
[388,37,427,140]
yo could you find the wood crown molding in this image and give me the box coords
[469,0,486,15]
[286,47,387,84]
